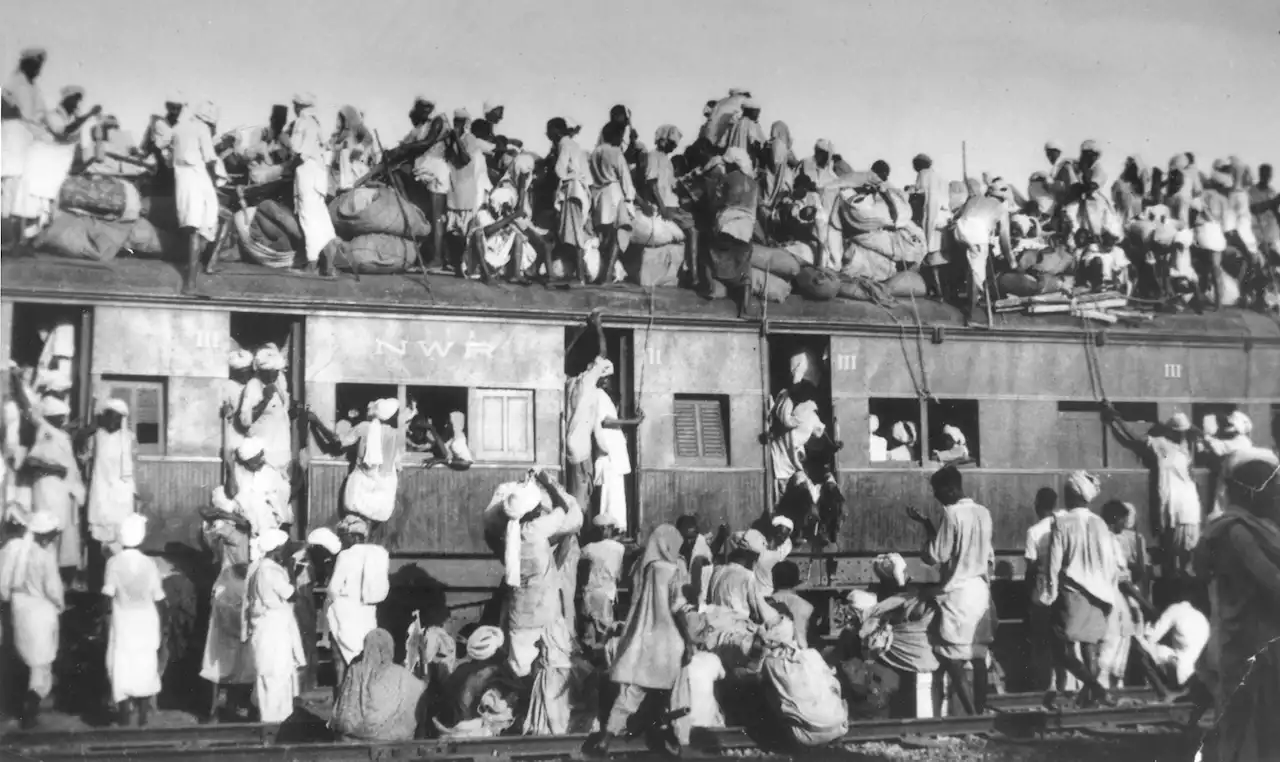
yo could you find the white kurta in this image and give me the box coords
[0,535,64,698]
[237,378,293,474]
[593,394,630,532]
[324,544,390,666]
[200,522,254,685]
[171,118,220,241]
[103,548,165,703]
[87,428,137,546]
[245,558,305,722]
[289,109,337,262]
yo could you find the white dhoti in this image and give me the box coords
[593,455,627,533]
[12,140,75,223]
[954,216,992,290]
[107,603,162,703]
[249,607,305,723]
[294,159,336,262]
[325,597,378,668]
[200,570,254,684]
[932,577,990,660]
[12,592,59,698]
[174,162,219,241]
[1,120,35,218]
[342,467,398,523]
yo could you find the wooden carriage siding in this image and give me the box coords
[3,258,1279,587]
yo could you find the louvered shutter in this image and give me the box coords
[673,398,701,459]
[697,400,727,459]
[673,396,729,467]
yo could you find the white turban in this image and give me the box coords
[467,625,505,661]
[502,480,544,587]
[236,437,266,462]
[103,398,129,416]
[1065,470,1101,505]
[771,515,794,531]
[1166,412,1192,432]
[488,185,517,213]
[743,528,769,554]
[228,349,254,370]
[307,527,342,556]
[942,424,966,446]
[119,514,147,549]
[789,349,821,386]
[29,511,61,534]
[292,92,317,108]
[592,357,615,378]
[193,100,220,127]
[1224,411,1253,437]
[482,99,502,115]
[847,589,878,616]
[253,344,286,371]
[891,420,916,445]
[593,512,617,528]
[40,396,70,418]
[872,553,908,587]
[1044,140,1064,152]
[256,528,289,554]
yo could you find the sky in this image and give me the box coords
[3,0,1278,187]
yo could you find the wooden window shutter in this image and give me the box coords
[472,388,535,462]
[673,395,729,467]
[673,398,701,459]
[697,400,727,459]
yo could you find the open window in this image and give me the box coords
[334,383,397,445]
[673,394,730,467]
[928,398,980,466]
[9,302,92,422]
[405,385,469,459]
[869,397,921,465]
[101,376,166,455]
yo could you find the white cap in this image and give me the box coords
[119,513,147,549]
[307,527,342,555]
[253,344,286,371]
[771,515,794,531]
[372,398,400,422]
[103,398,129,416]
[229,349,254,370]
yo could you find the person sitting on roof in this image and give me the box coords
[330,105,379,194]
[1079,228,1132,293]
[466,184,534,283]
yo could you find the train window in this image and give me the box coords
[1191,402,1238,467]
[9,303,89,421]
[101,376,166,455]
[869,398,921,465]
[1106,402,1158,469]
[1057,402,1105,470]
[768,335,832,421]
[673,394,730,467]
[470,389,535,463]
[333,383,397,442]
[405,385,471,460]
[928,399,980,466]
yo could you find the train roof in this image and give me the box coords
[4,256,1279,345]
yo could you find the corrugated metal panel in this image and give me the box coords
[308,462,544,553]
[134,458,222,551]
[638,469,765,536]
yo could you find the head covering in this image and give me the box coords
[742,528,770,555]
[891,420,916,444]
[564,117,581,134]
[726,530,754,555]
[256,528,289,554]
[814,138,834,153]
[193,100,219,126]
[1166,412,1192,432]
[467,626,505,661]
[640,524,684,570]
[501,480,544,587]
[913,153,933,169]
[1044,140,1063,153]
[1224,411,1253,437]
[413,95,435,110]
[741,97,760,111]
[331,628,426,741]
[40,396,69,418]
[103,398,129,416]
[722,146,752,172]
[488,185,518,213]
[229,349,253,370]
[29,511,61,534]
[872,553,908,587]
[847,589,878,616]
[1065,470,1101,505]
[39,374,72,394]
[253,343,286,371]
[869,414,880,434]
[654,124,683,145]
[361,398,399,469]
[941,424,967,446]
[164,91,185,107]
[18,48,46,62]
[292,92,317,107]
[789,349,821,386]
[60,85,84,100]
[593,357,615,378]
[307,527,342,556]
[728,88,751,97]
[119,514,147,549]
[453,107,471,121]
[593,512,617,528]
[986,179,1013,202]
[337,514,371,538]
[771,516,794,531]
[236,437,265,462]
[1080,139,1100,155]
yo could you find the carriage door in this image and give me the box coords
[7,302,94,424]
[765,333,834,508]
[564,324,637,535]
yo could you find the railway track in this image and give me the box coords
[1,689,1188,761]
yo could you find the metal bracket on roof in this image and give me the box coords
[931,326,945,345]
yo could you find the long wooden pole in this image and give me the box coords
[760,269,775,519]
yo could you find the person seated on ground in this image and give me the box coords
[768,561,813,649]
[330,628,426,741]
[759,605,849,746]
[435,625,520,732]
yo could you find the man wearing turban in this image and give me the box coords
[85,398,138,550]
[244,528,306,722]
[767,349,827,505]
[287,92,340,275]
[307,398,407,524]
[0,510,65,728]
[220,350,255,480]
[2,48,48,240]
[237,344,293,500]
[324,515,390,692]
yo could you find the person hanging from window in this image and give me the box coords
[904,465,992,716]
[931,423,972,465]
[766,348,825,506]
[1103,407,1202,581]
[220,350,254,482]
[886,421,918,463]
[307,398,407,525]
[1035,471,1118,709]
[237,344,294,506]
[84,398,137,558]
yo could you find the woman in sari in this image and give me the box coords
[590,524,693,756]
[1194,448,1280,762]
[331,628,426,741]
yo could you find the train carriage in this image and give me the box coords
[3,257,1278,607]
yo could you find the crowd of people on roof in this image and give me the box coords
[4,47,1278,321]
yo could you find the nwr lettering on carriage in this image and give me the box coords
[373,332,503,360]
